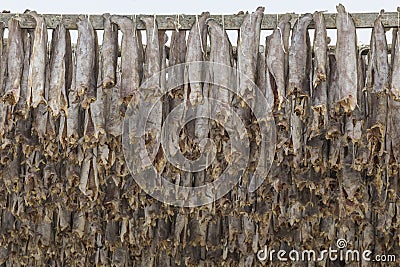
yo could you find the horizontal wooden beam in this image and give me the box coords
[0,10,399,30]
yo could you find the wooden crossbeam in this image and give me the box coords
[0,10,399,30]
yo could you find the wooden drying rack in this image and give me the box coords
[0,9,399,30]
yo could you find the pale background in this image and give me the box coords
[1,0,399,45]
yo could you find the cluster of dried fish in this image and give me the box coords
[0,5,399,266]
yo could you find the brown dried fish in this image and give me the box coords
[3,17,24,106]
[48,23,71,117]
[184,12,209,106]
[266,14,291,110]
[111,15,143,104]
[310,11,328,135]
[76,16,97,108]
[288,13,312,97]
[139,16,162,157]
[237,7,264,109]
[0,22,5,95]
[67,49,82,144]
[388,28,400,163]
[84,49,106,145]
[335,4,358,112]
[289,14,312,169]
[101,13,118,90]
[15,28,32,118]
[79,148,99,201]
[27,11,47,108]
[366,15,389,162]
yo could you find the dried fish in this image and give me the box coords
[139,16,162,157]
[184,12,209,106]
[335,4,358,112]
[3,17,24,106]
[366,15,389,165]
[15,28,32,118]
[388,28,400,163]
[0,22,6,95]
[101,13,118,90]
[310,11,328,136]
[237,7,264,109]
[111,15,143,104]
[48,23,71,117]
[289,14,312,169]
[27,11,47,108]
[76,16,97,108]
[266,14,291,110]
[67,49,82,144]
[288,13,312,97]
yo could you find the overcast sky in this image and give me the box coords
[2,0,399,44]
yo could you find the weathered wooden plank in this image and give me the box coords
[0,11,399,30]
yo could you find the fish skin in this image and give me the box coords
[139,16,162,160]
[110,16,143,104]
[237,6,264,110]
[67,48,82,145]
[312,11,328,90]
[335,4,358,113]
[366,15,389,162]
[388,29,400,163]
[288,14,312,170]
[3,17,24,106]
[15,28,32,119]
[206,19,234,125]
[75,16,97,108]
[101,13,118,91]
[184,12,209,106]
[27,11,47,109]
[0,22,5,96]
[266,14,291,110]
[310,11,329,137]
[288,13,313,97]
[48,23,70,117]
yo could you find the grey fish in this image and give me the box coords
[310,11,328,136]
[76,16,97,108]
[288,13,312,97]
[237,6,264,110]
[27,11,48,108]
[101,13,118,90]
[3,17,24,106]
[266,14,291,110]
[48,23,71,117]
[366,15,389,160]
[111,16,143,104]
[335,4,357,112]
[184,12,209,106]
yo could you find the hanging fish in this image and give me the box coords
[184,12,209,106]
[27,11,47,108]
[76,15,97,108]
[111,15,143,104]
[288,13,313,169]
[237,6,264,110]
[3,17,24,106]
[48,23,71,117]
[266,14,291,110]
[288,13,312,98]
[335,4,358,113]
[101,13,118,90]
[310,11,329,136]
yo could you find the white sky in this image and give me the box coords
[1,0,399,44]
